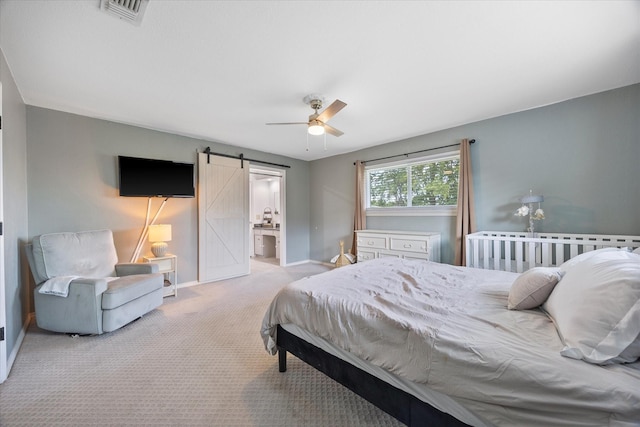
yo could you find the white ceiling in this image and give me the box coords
[1,1,639,161]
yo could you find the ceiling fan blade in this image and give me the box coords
[265,122,308,125]
[316,99,347,123]
[324,123,344,137]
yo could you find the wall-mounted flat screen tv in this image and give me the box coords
[118,155,195,198]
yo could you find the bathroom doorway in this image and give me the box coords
[249,166,285,266]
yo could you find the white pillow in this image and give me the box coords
[507,267,563,310]
[618,333,640,362]
[543,250,640,364]
[633,247,640,255]
[558,247,623,273]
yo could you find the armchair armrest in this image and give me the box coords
[35,277,109,296]
[34,278,108,334]
[115,263,159,276]
[66,278,109,296]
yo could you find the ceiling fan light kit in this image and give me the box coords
[266,94,347,145]
[308,120,325,136]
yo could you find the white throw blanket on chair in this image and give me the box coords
[38,276,79,297]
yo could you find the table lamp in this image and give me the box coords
[148,224,172,257]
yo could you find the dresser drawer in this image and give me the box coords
[357,235,387,249]
[378,251,401,258]
[357,249,376,262]
[389,237,429,254]
[402,252,430,261]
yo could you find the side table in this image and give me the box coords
[143,254,177,297]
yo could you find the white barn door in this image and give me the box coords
[198,153,250,282]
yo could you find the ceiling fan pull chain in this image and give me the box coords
[306,131,310,151]
[324,132,327,151]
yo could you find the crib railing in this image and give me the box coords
[465,231,640,273]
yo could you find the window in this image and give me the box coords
[366,151,459,216]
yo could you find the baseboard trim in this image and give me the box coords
[310,260,335,268]
[176,261,332,288]
[282,259,334,268]
[283,259,312,267]
[176,280,199,289]
[4,312,33,382]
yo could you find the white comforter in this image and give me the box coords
[261,257,640,426]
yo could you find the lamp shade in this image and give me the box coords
[308,120,325,136]
[148,224,172,242]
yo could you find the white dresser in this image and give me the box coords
[356,230,440,263]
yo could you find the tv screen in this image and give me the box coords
[118,156,195,198]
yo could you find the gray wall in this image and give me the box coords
[1,47,29,371]
[26,107,311,284]
[310,84,640,264]
[17,84,640,324]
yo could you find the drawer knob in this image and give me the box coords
[403,244,412,248]
[368,241,375,245]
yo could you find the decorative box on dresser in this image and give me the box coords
[355,230,440,263]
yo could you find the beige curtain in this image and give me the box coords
[454,139,476,266]
[351,161,367,256]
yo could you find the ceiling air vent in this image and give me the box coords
[100,0,149,26]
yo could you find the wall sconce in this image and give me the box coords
[148,224,172,257]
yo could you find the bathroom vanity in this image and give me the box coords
[253,226,280,259]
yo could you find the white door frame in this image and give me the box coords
[249,165,286,266]
[0,82,7,382]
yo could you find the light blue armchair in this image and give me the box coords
[25,229,164,335]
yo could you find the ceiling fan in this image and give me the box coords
[266,94,347,137]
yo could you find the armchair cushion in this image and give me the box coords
[102,274,163,309]
[32,229,118,282]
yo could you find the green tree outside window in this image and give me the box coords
[368,156,459,208]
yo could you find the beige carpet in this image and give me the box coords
[0,260,403,426]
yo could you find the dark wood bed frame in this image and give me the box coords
[276,325,469,427]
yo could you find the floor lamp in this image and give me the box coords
[130,197,169,262]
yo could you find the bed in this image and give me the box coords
[261,252,640,426]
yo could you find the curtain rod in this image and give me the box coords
[203,147,291,169]
[354,139,475,165]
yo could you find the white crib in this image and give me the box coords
[466,231,640,273]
